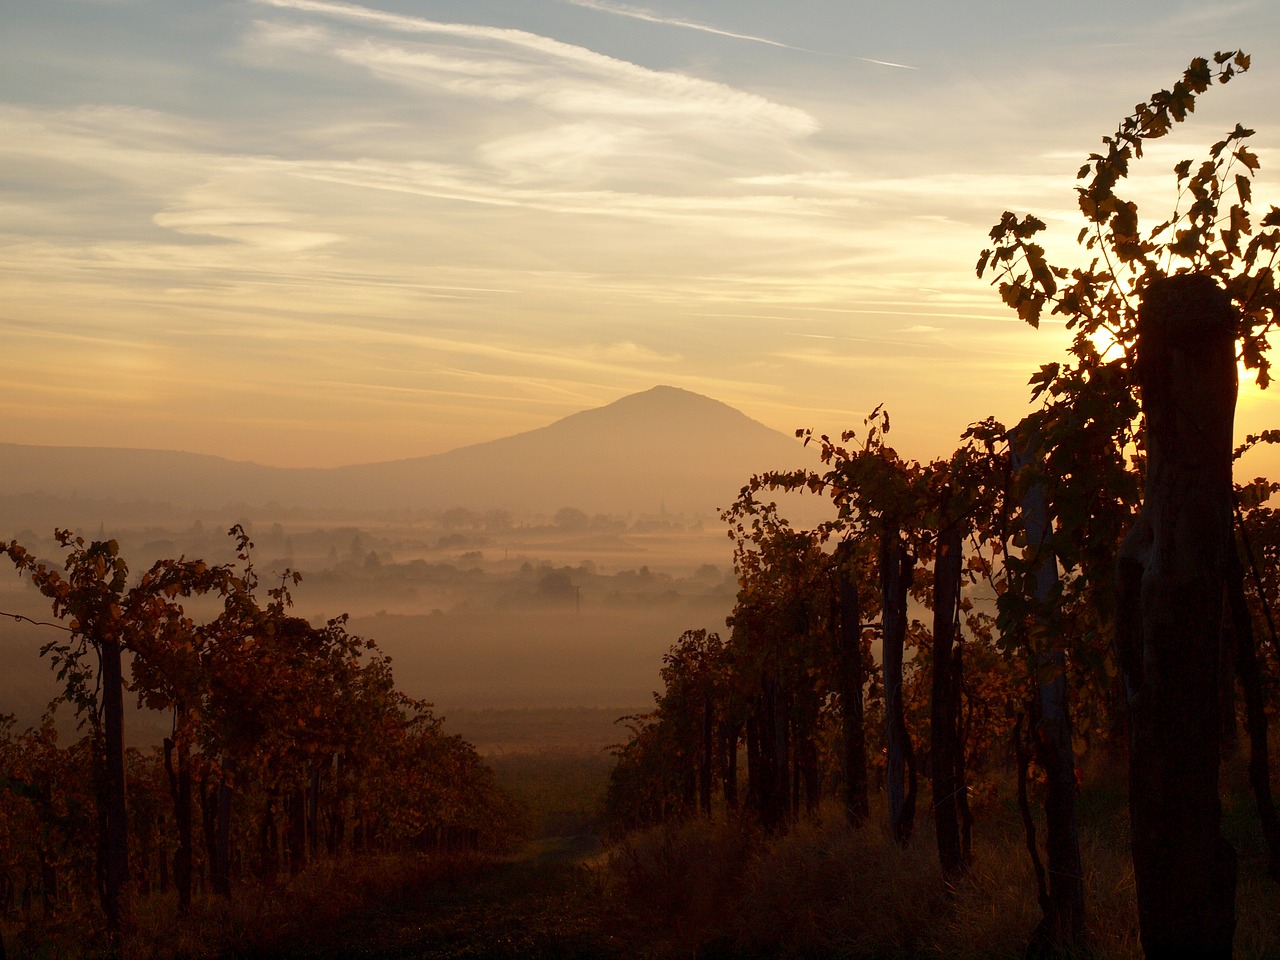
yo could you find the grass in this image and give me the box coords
[10,749,1280,959]
[0,853,487,960]
[0,739,620,960]
[489,749,616,840]
[602,782,1280,960]
[278,855,624,960]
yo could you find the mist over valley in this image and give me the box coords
[1,386,821,745]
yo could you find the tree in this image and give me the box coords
[980,50,1278,957]
[763,410,926,845]
[4,537,137,935]
[0,715,97,936]
[1231,464,1280,879]
[723,492,835,830]
[832,538,872,826]
[3,523,523,943]
[760,410,1003,859]
[929,520,967,880]
[657,630,728,817]
[125,552,238,913]
[1008,420,1086,953]
[554,507,590,531]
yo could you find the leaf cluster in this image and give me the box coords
[979,51,1277,386]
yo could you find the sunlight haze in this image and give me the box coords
[2,0,1279,466]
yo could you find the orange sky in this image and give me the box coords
[1,0,1278,473]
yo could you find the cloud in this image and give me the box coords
[18,0,1259,467]
[251,0,819,134]
[563,340,684,364]
[560,0,916,69]
[153,178,345,252]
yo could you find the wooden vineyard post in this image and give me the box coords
[1116,273,1239,958]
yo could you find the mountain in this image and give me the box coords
[1,386,815,518]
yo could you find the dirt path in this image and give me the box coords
[280,838,632,960]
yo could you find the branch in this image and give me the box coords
[0,609,71,632]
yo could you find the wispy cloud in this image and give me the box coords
[561,0,916,69]
[11,0,1275,468]
[249,4,818,136]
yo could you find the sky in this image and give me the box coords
[2,0,1279,470]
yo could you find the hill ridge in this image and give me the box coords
[1,387,812,518]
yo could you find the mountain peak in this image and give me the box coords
[546,385,770,436]
[602,384,736,412]
[2,387,811,518]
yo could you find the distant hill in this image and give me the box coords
[1,386,815,519]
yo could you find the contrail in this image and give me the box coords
[563,0,916,69]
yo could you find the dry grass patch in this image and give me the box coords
[602,793,1280,960]
[1,852,484,960]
